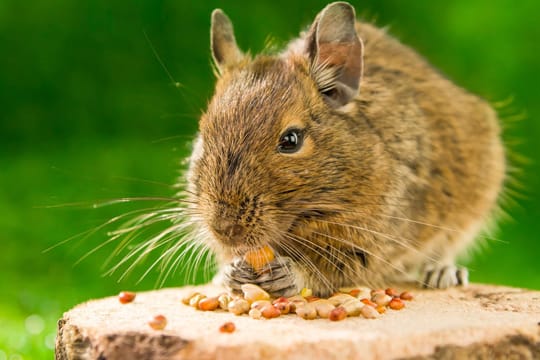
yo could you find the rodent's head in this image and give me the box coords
[188,3,371,259]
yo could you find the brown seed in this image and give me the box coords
[305,295,321,303]
[360,298,377,307]
[389,298,405,310]
[295,303,317,320]
[148,314,167,330]
[372,293,392,307]
[261,304,281,319]
[312,299,335,318]
[274,301,291,315]
[189,294,206,308]
[328,306,347,321]
[349,289,361,297]
[118,291,136,304]
[198,297,219,311]
[385,288,399,297]
[371,289,385,297]
[376,305,386,314]
[244,245,275,271]
[361,305,379,319]
[400,291,414,301]
[228,298,250,315]
[219,322,236,333]
[272,296,289,305]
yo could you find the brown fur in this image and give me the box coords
[186,3,505,296]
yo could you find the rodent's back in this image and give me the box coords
[349,22,505,261]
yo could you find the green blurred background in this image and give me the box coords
[1,0,538,358]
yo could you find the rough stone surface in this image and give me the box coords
[56,284,540,360]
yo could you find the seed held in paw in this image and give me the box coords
[244,245,275,271]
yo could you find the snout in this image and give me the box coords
[211,217,246,245]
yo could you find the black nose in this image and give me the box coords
[212,218,246,244]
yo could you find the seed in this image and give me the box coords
[341,299,363,317]
[372,293,392,307]
[389,298,405,310]
[228,298,250,315]
[361,305,379,319]
[312,299,335,318]
[305,295,320,303]
[274,301,291,315]
[218,293,232,310]
[148,314,167,330]
[376,305,386,314]
[272,296,289,305]
[328,306,347,321]
[385,288,399,297]
[371,289,385,297]
[261,304,281,319]
[360,298,377,307]
[181,291,200,305]
[250,300,272,311]
[244,245,275,271]
[189,294,206,308]
[300,287,313,297]
[249,308,262,319]
[118,291,136,304]
[328,293,356,306]
[219,322,236,333]
[198,297,219,311]
[349,289,361,297]
[295,303,317,320]
[241,284,270,303]
[400,291,414,301]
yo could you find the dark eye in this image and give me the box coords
[278,128,304,154]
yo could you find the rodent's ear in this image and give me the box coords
[305,2,363,107]
[211,9,244,75]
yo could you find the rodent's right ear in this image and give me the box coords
[211,9,244,75]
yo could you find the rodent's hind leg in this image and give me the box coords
[221,256,301,297]
[422,265,469,289]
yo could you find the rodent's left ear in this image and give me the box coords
[305,2,363,107]
[211,9,244,75]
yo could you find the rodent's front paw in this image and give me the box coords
[222,256,300,297]
[422,265,468,289]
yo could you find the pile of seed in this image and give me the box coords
[182,284,413,321]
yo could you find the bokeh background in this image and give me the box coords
[1,0,539,358]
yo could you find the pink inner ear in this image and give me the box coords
[318,41,363,92]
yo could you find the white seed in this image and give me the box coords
[341,299,363,317]
[241,284,270,303]
[218,293,231,310]
[295,303,317,320]
[328,293,356,306]
[312,299,335,318]
[372,293,392,307]
[182,291,200,305]
[248,308,262,319]
[228,298,250,315]
[361,304,379,319]
[251,300,272,311]
[189,294,206,308]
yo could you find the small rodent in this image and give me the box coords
[184,2,505,297]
